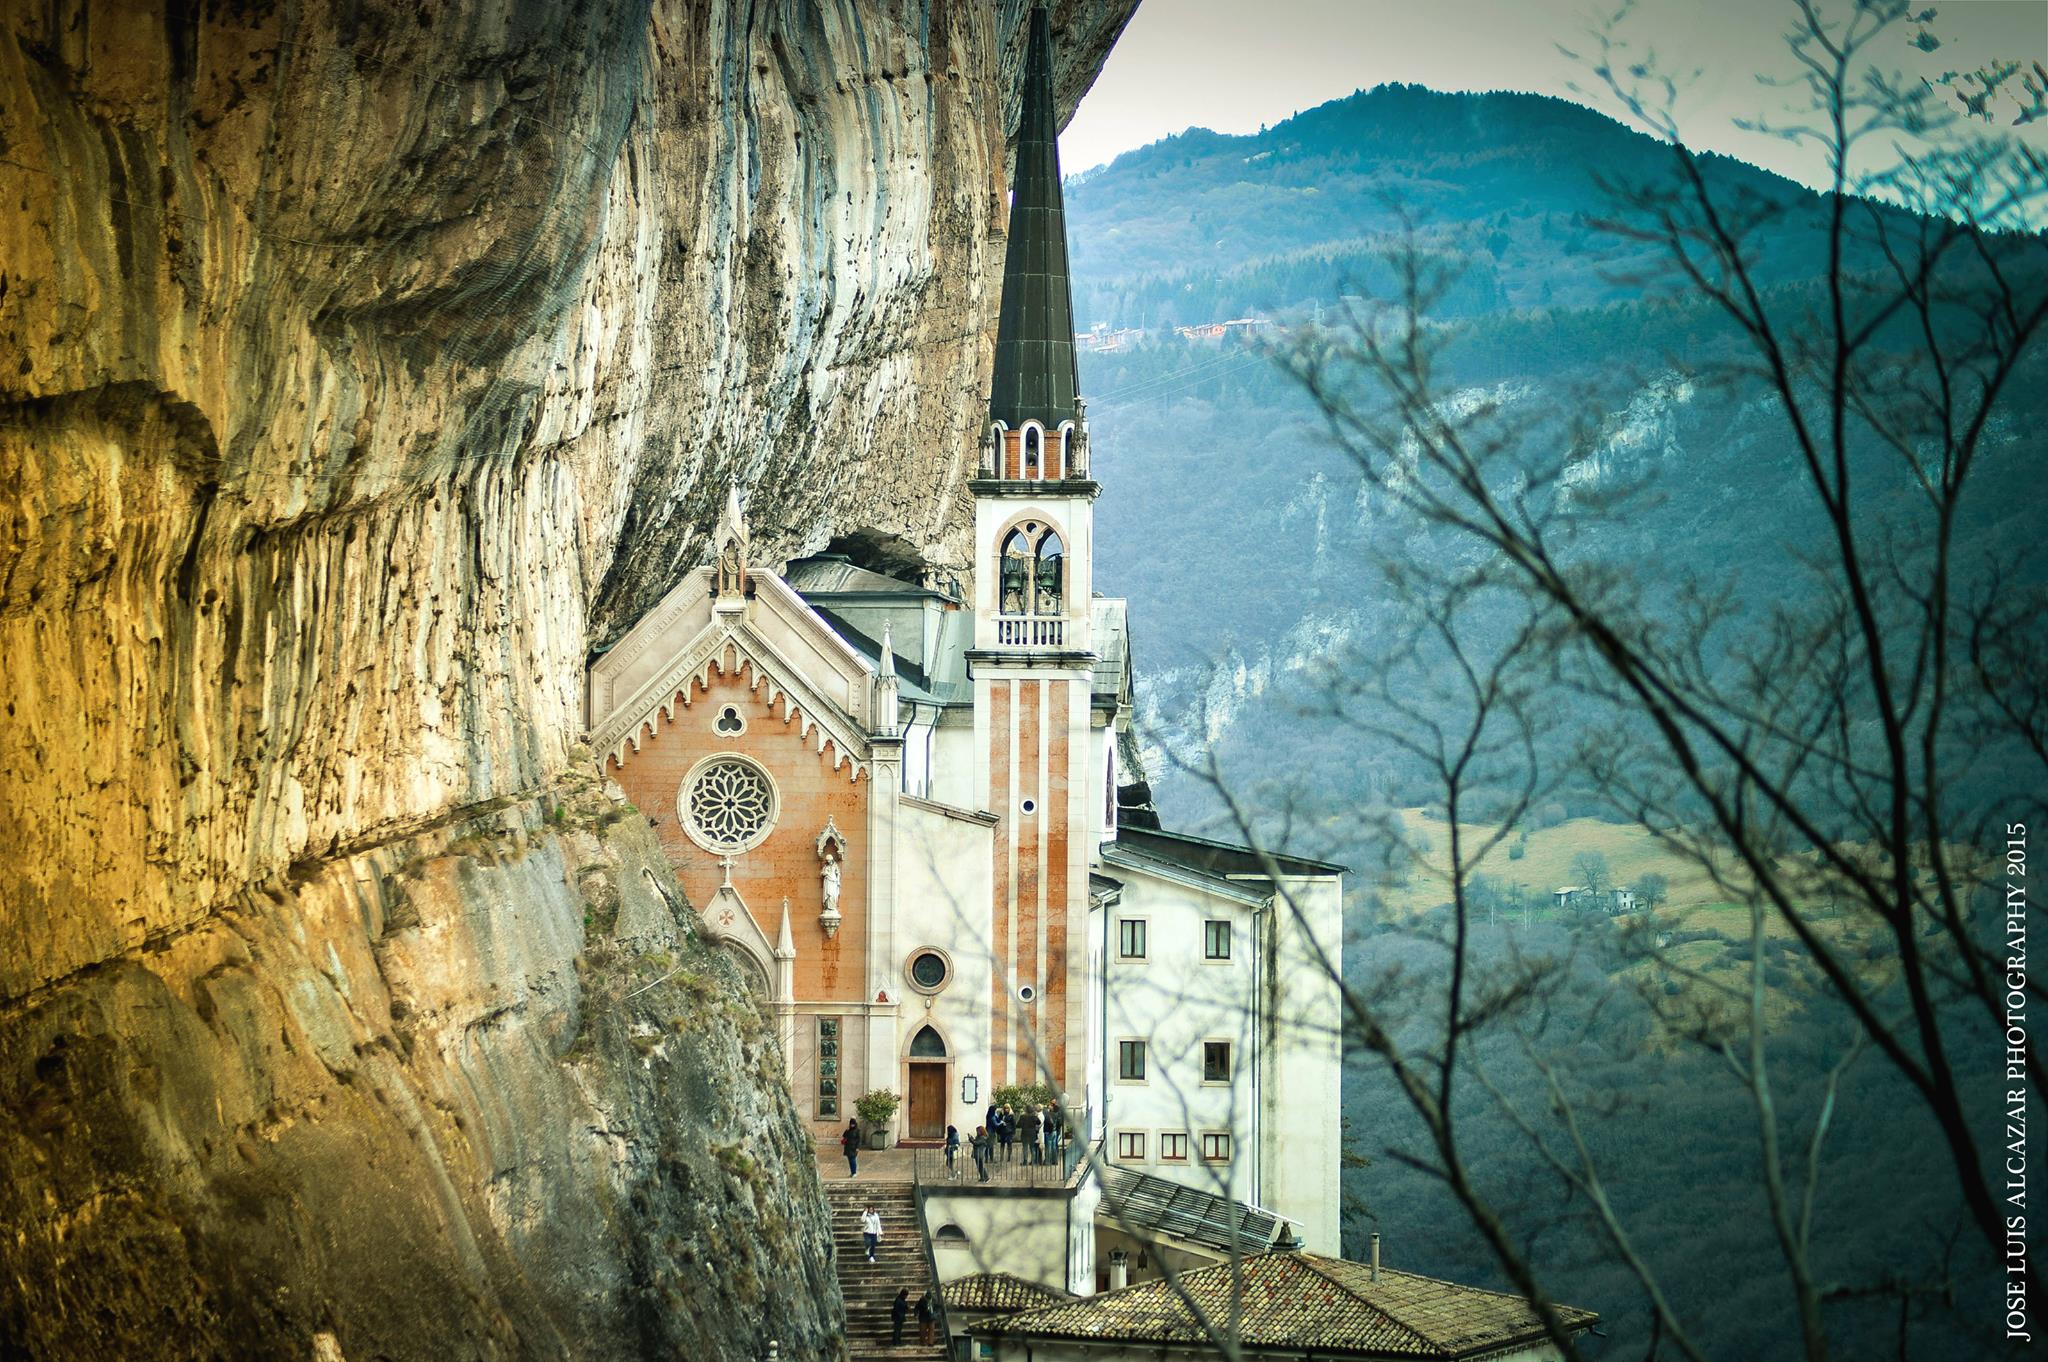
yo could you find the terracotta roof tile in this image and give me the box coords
[943,1272,1072,1314]
[970,1250,1597,1357]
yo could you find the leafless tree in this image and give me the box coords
[1146,2,2046,1358]
[1570,850,1613,895]
[947,5,2044,1358]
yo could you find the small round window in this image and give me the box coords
[907,949,951,994]
[680,754,778,853]
[1020,797,1038,816]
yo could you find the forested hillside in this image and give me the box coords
[1075,84,2043,821]
[1073,83,2043,1361]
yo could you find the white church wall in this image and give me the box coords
[1067,1173,1101,1295]
[745,576,872,726]
[926,713,980,810]
[894,795,997,1139]
[900,708,937,800]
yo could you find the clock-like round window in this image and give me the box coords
[906,949,952,995]
[680,754,778,853]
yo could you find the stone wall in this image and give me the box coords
[0,1,1137,1357]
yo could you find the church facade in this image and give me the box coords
[584,5,1343,1270]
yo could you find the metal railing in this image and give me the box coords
[996,615,1065,648]
[909,1177,958,1359]
[913,1132,1095,1190]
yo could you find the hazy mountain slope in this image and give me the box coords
[1073,85,2045,814]
[1071,85,2042,1362]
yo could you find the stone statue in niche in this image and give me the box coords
[820,852,842,918]
[717,533,744,597]
[816,816,848,939]
[712,483,748,607]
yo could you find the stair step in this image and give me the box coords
[824,1180,942,1362]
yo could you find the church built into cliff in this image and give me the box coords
[584,4,1343,1300]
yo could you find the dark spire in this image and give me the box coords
[989,3,1079,430]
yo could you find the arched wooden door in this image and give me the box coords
[906,1025,948,1140]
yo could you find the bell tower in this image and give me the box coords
[970,2,1098,1095]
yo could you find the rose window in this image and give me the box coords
[682,756,776,852]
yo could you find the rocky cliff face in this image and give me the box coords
[0,2,1135,1357]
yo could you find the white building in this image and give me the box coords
[1095,828,1344,1254]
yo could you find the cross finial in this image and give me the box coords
[718,853,736,887]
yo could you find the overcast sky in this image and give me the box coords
[1062,0,2048,189]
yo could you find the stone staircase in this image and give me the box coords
[823,1180,948,1361]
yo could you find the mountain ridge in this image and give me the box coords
[1067,82,1861,323]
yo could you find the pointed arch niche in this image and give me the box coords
[698,884,779,1002]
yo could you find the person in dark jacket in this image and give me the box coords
[944,1124,961,1177]
[996,1107,1014,1161]
[890,1288,910,1345]
[916,1291,937,1345]
[840,1118,861,1177]
[1020,1106,1043,1165]
[971,1125,992,1182]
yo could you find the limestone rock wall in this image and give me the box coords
[0,1,1136,1357]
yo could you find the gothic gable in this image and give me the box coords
[590,568,883,779]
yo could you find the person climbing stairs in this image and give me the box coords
[823,1180,949,1360]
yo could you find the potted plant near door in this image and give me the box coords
[855,1089,900,1150]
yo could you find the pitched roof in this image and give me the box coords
[971,1249,1598,1357]
[783,554,949,601]
[943,1272,1072,1315]
[807,607,948,707]
[988,3,1080,429]
[1117,825,1348,879]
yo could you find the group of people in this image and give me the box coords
[842,1100,1071,1185]
[889,1287,937,1347]
[858,1208,937,1346]
[937,1101,1069,1183]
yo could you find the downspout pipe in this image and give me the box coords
[1101,890,1112,1147]
[1251,895,1266,1209]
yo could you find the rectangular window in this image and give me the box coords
[1118,918,1148,959]
[1159,1132,1189,1162]
[1203,1041,1232,1084]
[1116,1130,1147,1162]
[1204,920,1233,960]
[1201,1131,1232,1163]
[1118,1039,1148,1082]
[816,1017,842,1119]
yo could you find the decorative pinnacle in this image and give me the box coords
[717,482,747,544]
